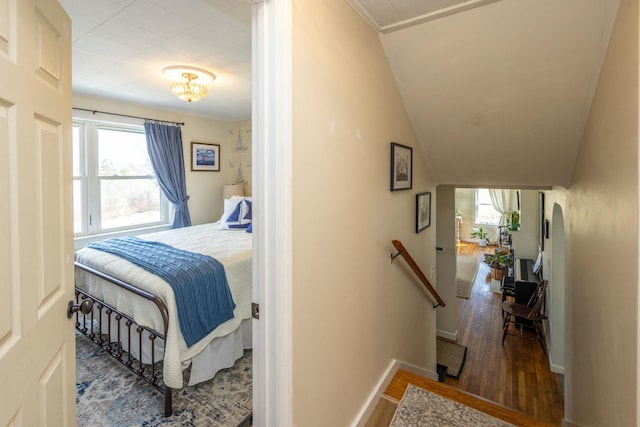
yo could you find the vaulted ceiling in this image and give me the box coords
[348,0,618,188]
[60,0,619,188]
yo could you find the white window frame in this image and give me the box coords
[73,118,171,242]
[474,188,500,225]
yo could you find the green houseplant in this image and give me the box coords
[470,227,489,247]
[484,251,513,281]
[506,210,521,231]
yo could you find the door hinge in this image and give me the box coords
[251,302,260,319]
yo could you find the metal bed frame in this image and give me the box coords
[73,262,174,416]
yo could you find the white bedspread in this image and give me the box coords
[74,223,252,388]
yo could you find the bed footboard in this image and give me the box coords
[74,262,173,416]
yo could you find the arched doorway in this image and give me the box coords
[549,203,566,374]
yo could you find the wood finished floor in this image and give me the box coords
[365,242,564,426]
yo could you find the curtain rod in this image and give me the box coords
[72,108,185,126]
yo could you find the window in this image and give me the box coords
[73,120,169,236]
[475,188,501,225]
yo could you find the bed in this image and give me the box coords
[73,220,253,416]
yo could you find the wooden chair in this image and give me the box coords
[501,280,548,353]
[500,275,516,317]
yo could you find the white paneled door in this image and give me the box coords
[0,0,74,425]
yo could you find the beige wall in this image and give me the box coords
[510,189,539,260]
[291,0,437,425]
[436,185,457,339]
[557,0,639,423]
[72,95,250,226]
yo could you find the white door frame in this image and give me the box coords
[251,0,294,426]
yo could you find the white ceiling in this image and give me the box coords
[349,0,618,188]
[61,0,619,188]
[59,0,252,121]
[347,0,501,33]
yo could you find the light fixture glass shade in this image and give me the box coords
[162,66,216,103]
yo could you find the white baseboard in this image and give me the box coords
[562,419,580,427]
[350,359,436,427]
[350,359,400,427]
[549,362,564,375]
[545,335,565,374]
[436,329,458,341]
[397,360,437,381]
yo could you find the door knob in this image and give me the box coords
[67,299,93,319]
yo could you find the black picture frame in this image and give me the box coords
[390,142,412,191]
[416,192,431,233]
[191,142,220,171]
[538,191,545,250]
[544,219,550,239]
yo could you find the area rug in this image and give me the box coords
[436,337,468,379]
[76,334,252,426]
[389,384,514,426]
[456,255,480,299]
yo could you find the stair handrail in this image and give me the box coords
[391,240,446,309]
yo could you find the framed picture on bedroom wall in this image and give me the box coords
[416,192,431,233]
[390,142,413,191]
[191,142,220,171]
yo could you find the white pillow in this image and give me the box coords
[219,197,243,224]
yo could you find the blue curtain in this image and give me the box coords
[144,121,191,228]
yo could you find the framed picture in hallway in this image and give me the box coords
[538,191,545,250]
[416,192,431,233]
[390,142,412,191]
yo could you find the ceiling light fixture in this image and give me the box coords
[162,65,216,103]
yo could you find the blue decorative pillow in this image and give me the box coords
[243,200,252,221]
[227,199,243,222]
[219,197,252,229]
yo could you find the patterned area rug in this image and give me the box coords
[456,255,479,299]
[76,334,252,426]
[389,384,515,426]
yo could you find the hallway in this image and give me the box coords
[449,243,564,425]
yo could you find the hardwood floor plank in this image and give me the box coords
[364,397,398,427]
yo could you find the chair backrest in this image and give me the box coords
[533,251,543,283]
[525,280,548,319]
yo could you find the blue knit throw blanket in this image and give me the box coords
[87,236,236,347]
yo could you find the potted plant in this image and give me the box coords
[506,210,520,231]
[484,251,513,281]
[470,227,489,247]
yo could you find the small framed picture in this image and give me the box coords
[390,142,412,191]
[416,192,431,233]
[191,142,220,171]
[538,191,545,250]
[544,219,550,239]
